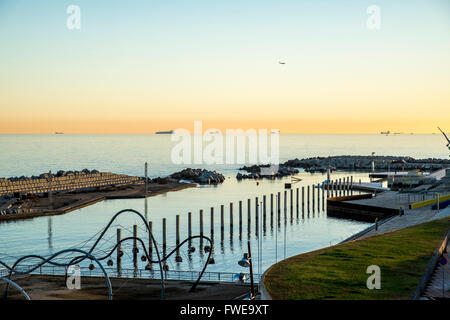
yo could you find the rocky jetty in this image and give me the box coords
[169,168,225,185]
[283,156,450,172]
[237,165,299,180]
[3,169,101,182]
[235,155,450,180]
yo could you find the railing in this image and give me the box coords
[12,265,260,284]
[399,191,450,209]
[0,267,7,277]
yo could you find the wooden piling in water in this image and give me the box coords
[270,193,274,224]
[133,224,138,269]
[312,185,315,212]
[276,193,280,227]
[350,176,353,195]
[290,189,293,218]
[331,180,335,197]
[326,180,330,197]
[334,180,338,197]
[317,183,320,211]
[255,197,259,233]
[239,201,242,238]
[220,205,224,233]
[210,207,214,240]
[307,185,310,212]
[116,228,122,275]
[162,218,167,256]
[302,186,305,214]
[199,210,203,237]
[48,171,54,209]
[255,201,259,236]
[263,195,267,221]
[175,215,180,259]
[263,195,267,230]
[277,192,281,216]
[188,212,192,239]
[322,183,325,210]
[247,199,251,234]
[176,215,180,247]
[148,221,153,262]
[230,202,233,231]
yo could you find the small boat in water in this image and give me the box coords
[155,130,174,134]
[55,132,64,134]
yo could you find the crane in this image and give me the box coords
[437,127,450,150]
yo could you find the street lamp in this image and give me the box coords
[238,241,255,299]
[238,253,250,267]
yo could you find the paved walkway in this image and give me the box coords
[358,206,450,240]
[347,191,429,210]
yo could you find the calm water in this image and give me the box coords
[0,134,447,275]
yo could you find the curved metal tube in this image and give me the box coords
[0,277,31,300]
[65,209,166,299]
[66,234,213,293]
[1,209,214,299]
[3,249,112,300]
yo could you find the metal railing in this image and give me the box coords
[395,191,450,207]
[0,267,7,277]
[13,265,260,284]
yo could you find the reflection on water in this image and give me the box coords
[47,217,53,250]
[0,173,370,275]
[1,133,445,274]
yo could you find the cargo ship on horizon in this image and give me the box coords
[155,130,174,134]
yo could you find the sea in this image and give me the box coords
[0,134,448,277]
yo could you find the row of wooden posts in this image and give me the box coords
[115,176,354,272]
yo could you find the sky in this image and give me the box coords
[0,0,449,134]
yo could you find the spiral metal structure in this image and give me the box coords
[0,208,213,300]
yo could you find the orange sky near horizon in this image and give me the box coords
[0,118,447,134]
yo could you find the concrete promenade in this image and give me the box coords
[359,205,450,239]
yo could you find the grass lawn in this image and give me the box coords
[264,216,450,300]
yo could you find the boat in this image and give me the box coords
[155,130,174,134]
[55,132,64,134]
[380,130,390,135]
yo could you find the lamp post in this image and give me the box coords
[238,241,255,299]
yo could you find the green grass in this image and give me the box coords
[264,217,450,300]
